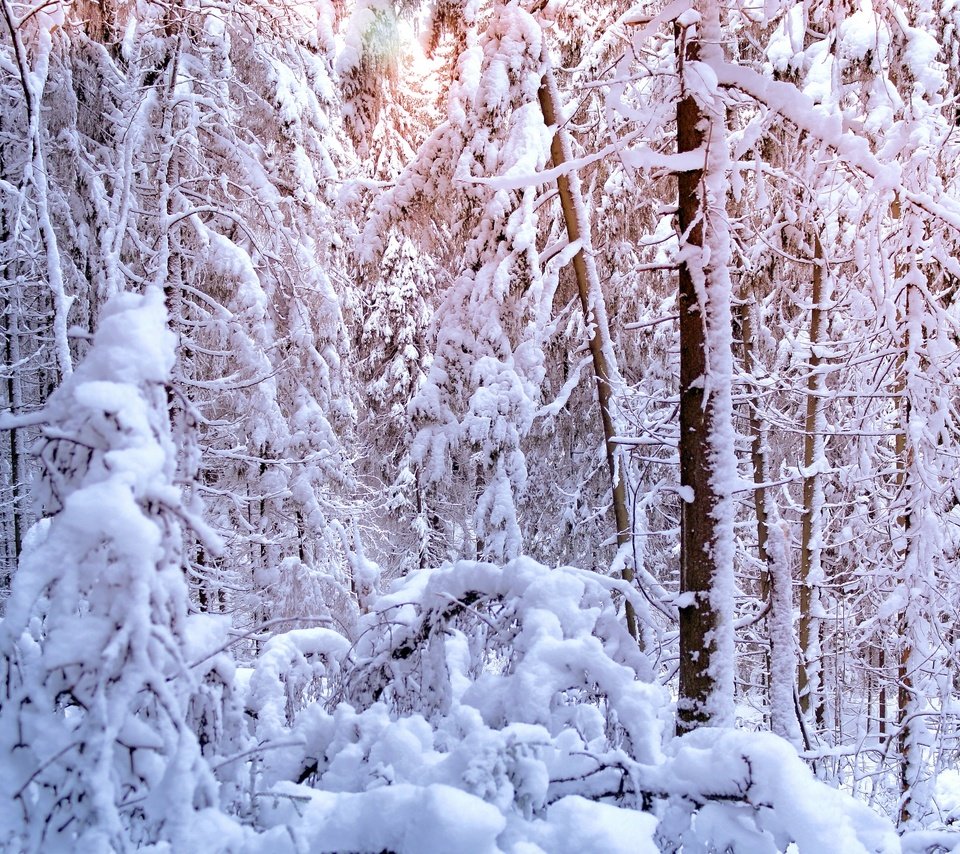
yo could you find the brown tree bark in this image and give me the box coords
[674,10,735,731]
[538,64,638,642]
[798,235,826,727]
[891,195,917,826]
[740,291,798,744]
[739,295,770,597]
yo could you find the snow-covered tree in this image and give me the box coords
[0,289,219,851]
[363,0,557,563]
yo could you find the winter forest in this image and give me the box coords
[6,0,960,850]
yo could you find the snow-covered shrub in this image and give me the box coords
[183,612,252,819]
[343,557,661,757]
[0,289,224,851]
[241,557,667,849]
[237,557,901,853]
[648,729,900,854]
[246,626,351,744]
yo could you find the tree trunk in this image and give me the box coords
[741,292,799,743]
[538,62,638,643]
[892,195,919,826]
[739,297,770,598]
[675,3,737,732]
[2,0,73,382]
[799,235,827,728]
[1,286,26,581]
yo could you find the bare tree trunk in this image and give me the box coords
[2,0,73,382]
[799,235,826,728]
[538,63,638,642]
[740,292,799,743]
[880,644,888,736]
[740,297,770,597]
[675,3,737,732]
[891,195,918,826]
[1,287,26,587]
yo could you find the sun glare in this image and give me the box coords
[398,15,441,80]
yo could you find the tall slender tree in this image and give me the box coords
[675,0,737,731]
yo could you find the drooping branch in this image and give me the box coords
[712,61,960,234]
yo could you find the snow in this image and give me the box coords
[904,28,946,96]
[0,288,215,850]
[7,0,960,848]
[538,796,659,853]
[839,4,891,66]
[652,729,901,853]
[218,555,903,852]
[711,61,901,188]
[261,782,506,853]
[766,4,805,72]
